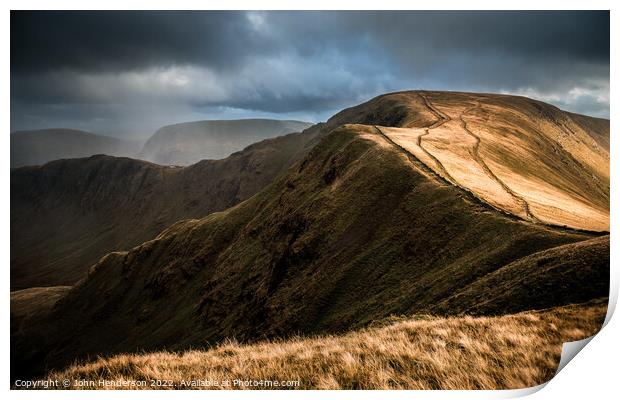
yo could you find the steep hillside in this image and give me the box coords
[46,300,607,390]
[10,129,141,168]
[11,128,321,289]
[12,123,607,379]
[140,119,312,165]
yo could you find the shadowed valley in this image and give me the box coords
[11,127,322,289]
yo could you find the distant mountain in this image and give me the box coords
[10,129,141,168]
[140,119,313,165]
[11,127,322,290]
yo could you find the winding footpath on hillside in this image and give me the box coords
[374,125,528,224]
[374,126,450,187]
[373,94,609,232]
[373,94,534,225]
[417,93,540,224]
[457,101,542,224]
[416,94,458,185]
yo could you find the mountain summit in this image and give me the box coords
[373,92,608,231]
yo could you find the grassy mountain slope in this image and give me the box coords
[11,129,320,289]
[566,112,610,151]
[378,91,609,231]
[47,300,606,390]
[431,235,609,316]
[12,123,606,379]
[140,119,312,165]
[10,129,141,168]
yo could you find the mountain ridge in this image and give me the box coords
[11,120,608,379]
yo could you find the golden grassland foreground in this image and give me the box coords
[47,300,607,390]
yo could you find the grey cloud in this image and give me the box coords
[10,11,609,137]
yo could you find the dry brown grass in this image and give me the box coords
[47,300,606,390]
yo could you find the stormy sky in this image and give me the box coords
[11,11,610,139]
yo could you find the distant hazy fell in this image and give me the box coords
[10,129,142,168]
[46,300,606,390]
[140,119,313,165]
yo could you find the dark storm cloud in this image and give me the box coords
[12,11,609,72]
[264,11,609,63]
[258,11,609,93]
[11,11,269,74]
[10,11,609,137]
